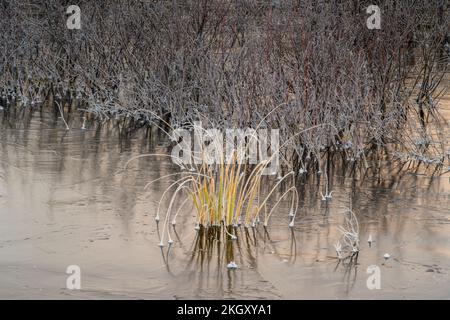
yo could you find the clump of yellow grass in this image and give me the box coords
[123,110,328,247]
[147,123,298,247]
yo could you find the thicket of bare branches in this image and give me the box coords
[0,0,449,173]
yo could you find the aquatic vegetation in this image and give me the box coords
[146,123,299,247]
[55,102,70,130]
[320,172,333,201]
[334,241,343,260]
[335,208,360,260]
[320,192,333,201]
[1,1,448,177]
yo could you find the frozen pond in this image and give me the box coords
[0,106,449,299]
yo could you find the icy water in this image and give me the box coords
[0,106,449,300]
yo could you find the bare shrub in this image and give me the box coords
[0,0,448,173]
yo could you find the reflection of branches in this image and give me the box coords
[159,246,175,277]
[334,251,359,294]
[159,224,298,295]
[289,229,297,264]
[343,257,358,294]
